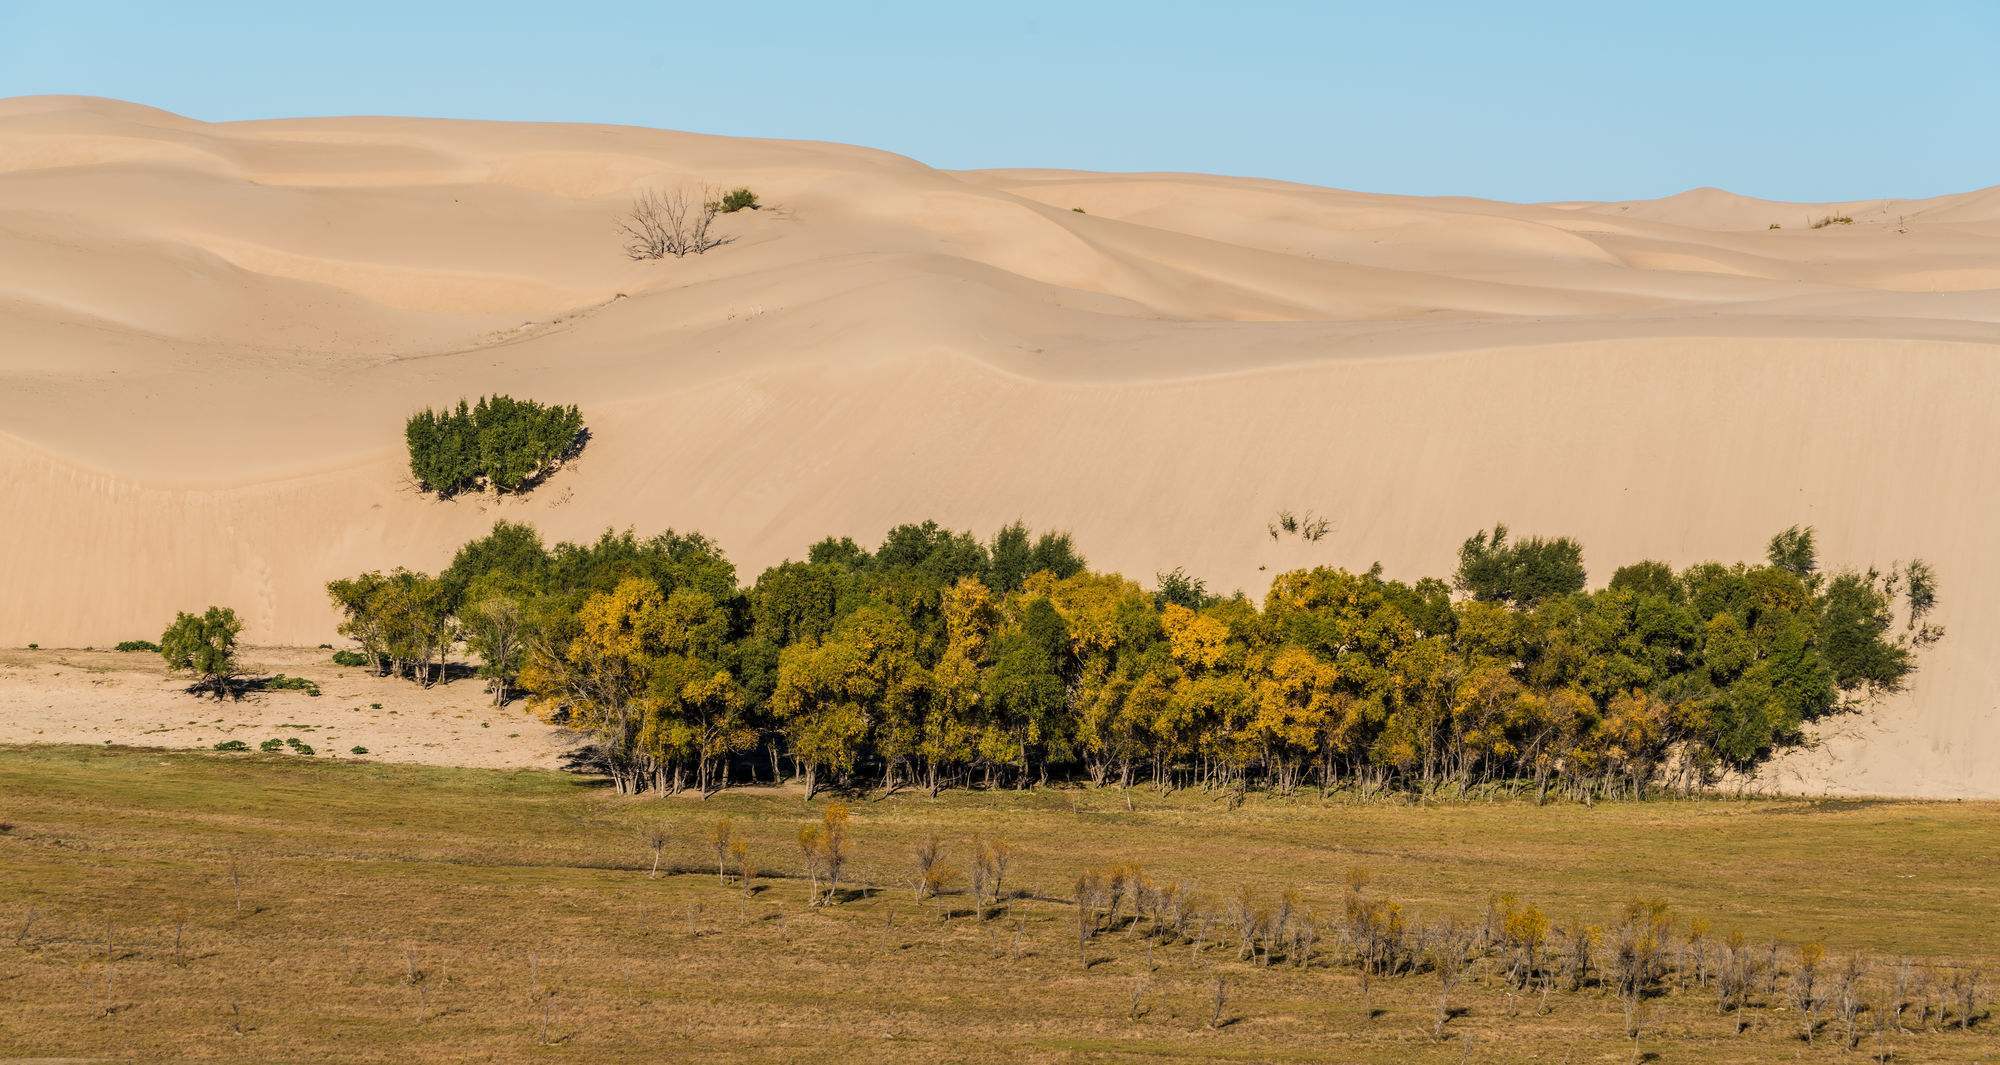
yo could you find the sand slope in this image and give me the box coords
[2,95,1995,797]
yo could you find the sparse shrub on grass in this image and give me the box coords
[717,187,760,213]
[709,820,737,885]
[729,836,753,896]
[797,803,852,906]
[115,640,160,653]
[212,740,250,752]
[913,835,943,901]
[331,650,369,668]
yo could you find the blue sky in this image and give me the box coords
[3,1,1994,202]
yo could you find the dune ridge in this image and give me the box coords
[2,95,1995,797]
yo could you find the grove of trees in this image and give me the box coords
[325,520,1940,800]
[404,395,585,498]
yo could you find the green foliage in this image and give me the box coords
[350,746,369,755]
[331,649,369,667]
[259,738,284,753]
[327,570,455,687]
[1455,524,1586,605]
[115,639,160,653]
[334,519,1939,799]
[717,187,759,213]
[285,738,316,756]
[265,674,322,696]
[1154,567,1213,611]
[159,606,242,699]
[1766,525,1817,578]
[212,740,250,752]
[405,395,585,498]
[987,521,1086,595]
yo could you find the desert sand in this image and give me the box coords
[0,95,1994,797]
[0,647,573,768]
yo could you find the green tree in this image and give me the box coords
[981,596,1073,786]
[160,606,243,699]
[1765,525,1818,579]
[1455,524,1587,605]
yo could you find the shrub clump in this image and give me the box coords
[266,674,322,697]
[716,187,760,213]
[285,737,316,756]
[405,395,585,499]
[116,639,160,653]
[259,738,285,753]
[212,740,250,752]
[349,746,370,756]
[331,649,370,668]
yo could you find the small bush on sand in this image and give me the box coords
[350,746,369,756]
[266,675,322,697]
[331,650,369,668]
[717,187,760,213]
[212,740,250,752]
[116,640,160,653]
[259,739,284,753]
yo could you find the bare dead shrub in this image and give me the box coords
[619,187,730,259]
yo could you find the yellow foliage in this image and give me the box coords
[1161,603,1230,671]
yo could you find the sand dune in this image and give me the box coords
[2,95,1996,797]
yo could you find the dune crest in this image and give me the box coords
[2,95,1995,797]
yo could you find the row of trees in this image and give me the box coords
[324,519,1939,799]
[404,395,585,498]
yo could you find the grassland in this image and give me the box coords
[1,745,1995,1063]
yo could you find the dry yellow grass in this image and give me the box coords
[1,745,1994,1062]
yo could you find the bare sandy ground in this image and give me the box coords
[0,95,1995,796]
[0,647,573,769]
